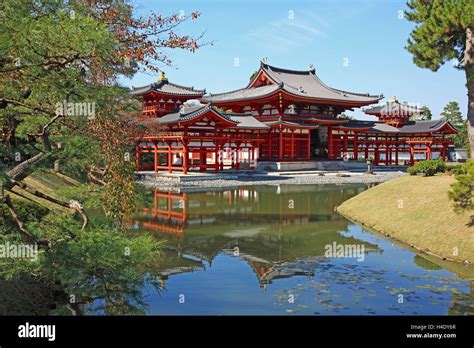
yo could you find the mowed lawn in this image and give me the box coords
[9,169,80,213]
[337,175,474,264]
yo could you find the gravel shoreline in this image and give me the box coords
[138,171,407,192]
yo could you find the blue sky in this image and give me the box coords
[123,0,467,120]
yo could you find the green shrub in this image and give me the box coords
[448,165,465,176]
[448,160,473,214]
[407,159,447,176]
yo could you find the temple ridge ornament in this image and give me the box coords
[158,71,168,81]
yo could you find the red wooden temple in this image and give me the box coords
[131,61,458,173]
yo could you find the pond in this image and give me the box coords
[125,184,474,315]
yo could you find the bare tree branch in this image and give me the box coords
[0,98,54,115]
[6,152,45,181]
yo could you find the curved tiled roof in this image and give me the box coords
[230,115,269,129]
[204,62,383,105]
[130,80,205,97]
[203,84,281,103]
[159,104,237,124]
[260,63,383,103]
[335,119,458,134]
[397,119,457,133]
[138,103,268,129]
[364,100,424,116]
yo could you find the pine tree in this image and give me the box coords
[410,105,432,121]
[405,0,474,158]
[448,160,473,225]
[441,101,469,149]
[441,101,464,127]
[0,0,204,241]
[421,106,432,120]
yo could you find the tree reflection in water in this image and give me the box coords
[2,184,472,315]
[129,184,380,288]
[127,184,474,315]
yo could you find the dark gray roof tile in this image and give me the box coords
[204,62,383,104]
[364,100,423,116]
[335,119,457,134]
[260,63,383,103]
[398,119,455,133]
[138,103,268,129]
[203,84,280,103]
[130,80,205,97]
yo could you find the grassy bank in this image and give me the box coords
[8,169,80,213]
[337,175,474,264]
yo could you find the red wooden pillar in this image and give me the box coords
[215,141,219,173]
[183,126,189,174]
[279,127,283,160]
[409,145,414,166]
[343,132,348,155]
[374,135,379,165]
[353,132,358,160]
[154,141,158,173]
[441,146,446,161]
[365,134,369,160]
[290,129,295,159]
[395,145,399,165]
[183,142,188,174]
[167,142,172,173]
[268,132,272,159]
[236,144,241,170]
[385,146,389,166]
[220,144,225,170]
[328,126,333,160]
[307,129,311,159]
[250,143,255,169]
[426,145,431,160]
[200,147,206,172]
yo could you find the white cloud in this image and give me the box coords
[246,12,328,53]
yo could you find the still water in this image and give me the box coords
[126,184,474,315]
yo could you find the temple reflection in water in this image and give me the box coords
[129,184,381,288]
